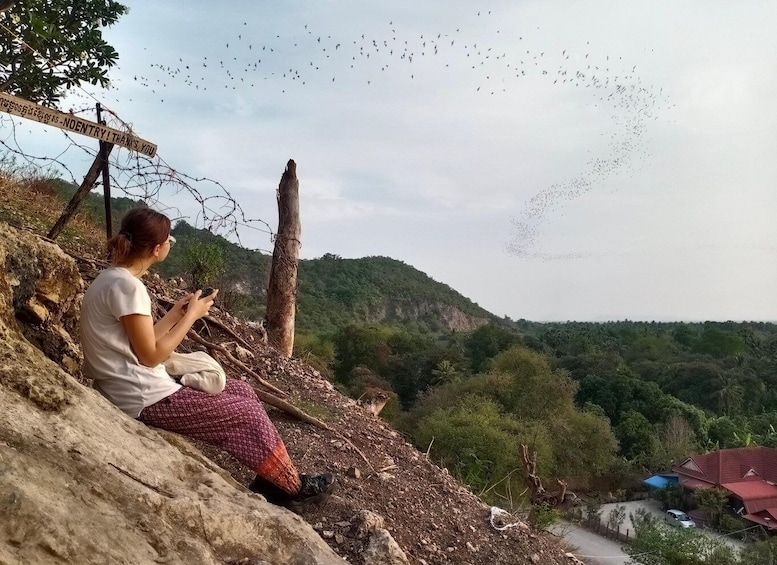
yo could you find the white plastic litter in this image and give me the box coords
[489,506,524,531]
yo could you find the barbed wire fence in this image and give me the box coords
[0,108,276,253]
[0,18,276,252]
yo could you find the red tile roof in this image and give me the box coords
[673,447,777,486]
[672,446,777,518]
[742,512,777,529]
[678,477,713,490]
[722,481,777,513]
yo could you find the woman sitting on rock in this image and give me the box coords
[80,206,334,506]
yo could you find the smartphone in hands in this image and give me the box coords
[182,288,216,313]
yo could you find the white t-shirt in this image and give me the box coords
[81,267,181,417]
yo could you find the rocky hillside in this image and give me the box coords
[0,179,580,564]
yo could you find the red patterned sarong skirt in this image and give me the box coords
[139,379,301,494]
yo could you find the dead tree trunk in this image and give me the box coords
[520,444,568,507]
[265,159,300,357]
[48,144,114,240]
[521,443,546,499]
[96,103,113,240]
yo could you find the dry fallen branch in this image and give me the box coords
[151,301,284,400]
[341,434,377,475]
[184,329,285,398]
[63,249,108,267]
[184,327,332,431]
[203,315,254,350]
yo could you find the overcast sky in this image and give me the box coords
[6,1,777,322]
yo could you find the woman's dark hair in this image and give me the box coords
[107,207,171,265]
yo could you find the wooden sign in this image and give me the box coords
[0,92,157,157]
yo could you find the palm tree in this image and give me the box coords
[431,360,460,385]
[712,375,744,416]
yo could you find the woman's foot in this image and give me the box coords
[249,472,336,507]
[289,473,336,507]
[248,475,291,505]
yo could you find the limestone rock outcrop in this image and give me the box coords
[0,224,344,565]
[374,300,487,332]
[354,510,408,565]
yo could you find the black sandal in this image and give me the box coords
[249,473,336,508]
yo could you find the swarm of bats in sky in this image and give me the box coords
[96,9,674,259]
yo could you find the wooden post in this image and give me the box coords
[96,103,113,240]
[47,143,114,240]
[265,159,301,357]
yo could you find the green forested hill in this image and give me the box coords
[157,223,493,333]
[297,254,491,333]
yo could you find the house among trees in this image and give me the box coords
[673,446,777,530]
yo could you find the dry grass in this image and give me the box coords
[0,172,106,257]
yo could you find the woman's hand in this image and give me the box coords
[127,289,218,367]
[154,292,195,339]
[170,293,194,320]
[183,288,219,320]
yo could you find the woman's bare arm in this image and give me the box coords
[153,293,192,339]
[123,290,218,367]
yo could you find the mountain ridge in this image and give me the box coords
[137,218,494,334]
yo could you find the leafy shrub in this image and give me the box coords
[606,504,626,530]
[717,513,744,534]
[697,487,728,528]
[654,483,683,511]
[412,395,533,496]
[585,496,604,522]
[630,508,658,534]
[532,502,559,529]
[185,240,226,289]
[740,536,777,563]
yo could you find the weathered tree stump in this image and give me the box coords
[520,444,568,508]
[265,159,300,357]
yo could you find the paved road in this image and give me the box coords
[548,499,746,564]
[599,499,662,538]
[548,521,629,565]
[599,499,745,553]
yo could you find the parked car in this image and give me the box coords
[665,509,695,528]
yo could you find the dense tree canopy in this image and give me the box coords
[406,345,619,497]
[316,316,777,495]
[0,0,128,105]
